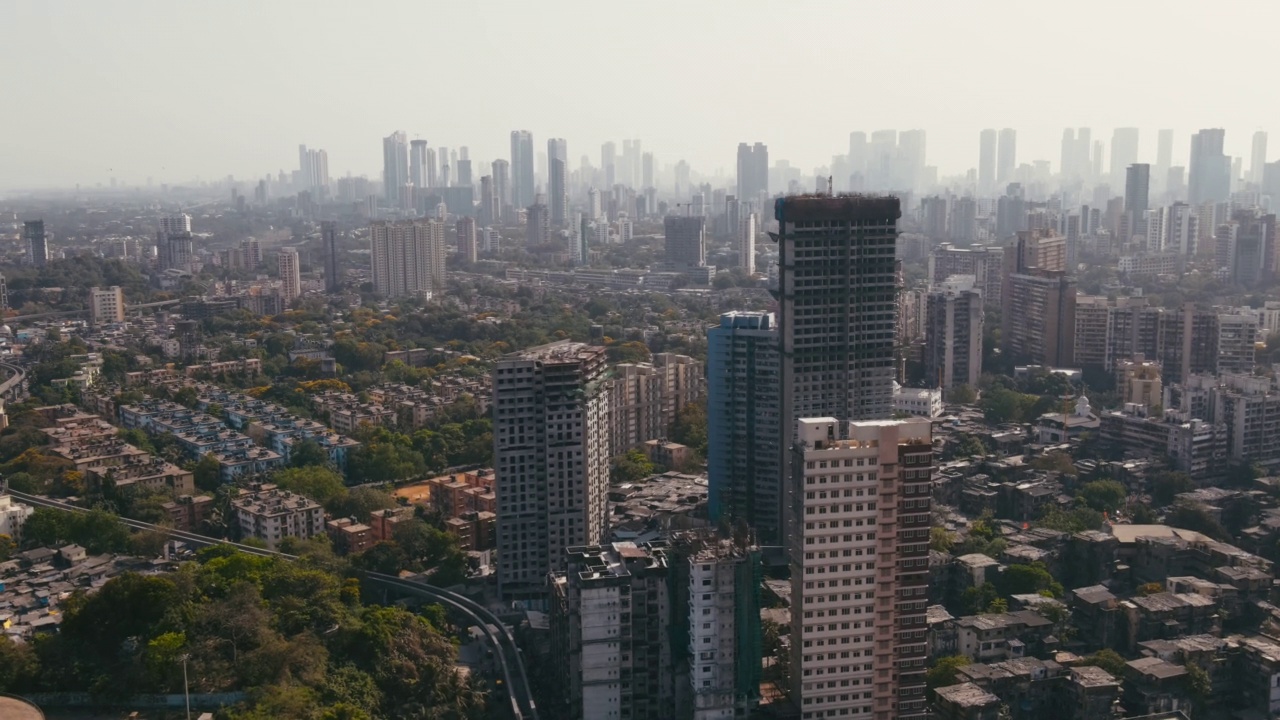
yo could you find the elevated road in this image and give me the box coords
[3,490,538,720]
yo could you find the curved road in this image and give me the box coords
[4,490,538,720]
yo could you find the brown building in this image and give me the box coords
[368,506,415,542]
[162,494,214,532]
[326,518,374,554]
[1002,230,1076,367]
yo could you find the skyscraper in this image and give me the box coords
[978,129,997,196]
[707,311,781,542]
[926,276,984,390]
[739,211,757,274]
[775,194,900,430]
[642,151,654,189]
[1252,131,1269,185]
[89,286,125,326]
[456,216,477,263]
[526,202,550,245]
[1125,164,1151,221]
[1189,128,1230,206]
[789,417,933,720]
[510,130,535,209]
[410,140,430,190]
[23,220,48,268]
[663,216,706,269]
[491,159,510,222]
[1156,129,1174,187]
[493,341,611,600]
[382,131,409,203]
[322,221,340,293]
[1110,127,1140,185]
[1001,230,1076,367]
[601,141,616,188]
[547,138,568,226]
[736,142,768,201]
[479,175,498,227]
[997,128,1017,187]
[155,214,192,272]
[848,131,868,188]
[369,220,445,299]
[277,247,301,303]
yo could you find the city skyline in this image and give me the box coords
[3,1,1279,189]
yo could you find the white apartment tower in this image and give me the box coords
[790,418,933,720]
[925,276,984,390]
[89,286,125,326]
[369,220,445,299]
[493,341,612,600]
[277,247,301,302]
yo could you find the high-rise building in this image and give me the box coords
[322,221,340,293]
[493,341,611,600]
[997,128,1017,187]
[510,130,535,209]
[410,140,430,189]
[642,151,654,190]
[155,215,193,272]
[1252,131,1269,185]
[1156,129,1174,189]
[491,159,510,221]
[456,216,477,263]
[776,195,900,430]
[382,131,409,203]
[1002,230,1076,366]
[738,211,757,274]
[608,353,703,457]
[23,220,48,268]
[601,141,617,188]
[1189,129,1230,206]
[89,286,125,326]
[664,215,706,270]
[298,145,330,197]
[369,220,445,299]
[548,138,568,226]
[277,247,301,303]
[1110,128,1140,185]
[978,129,997,196]
[707,311,781,542]
[926,275,983,390]
[526,203,550,245]
[479,176,498,227]
[1125,164,1151,240]
[789,417,933,720]
[736,142,769,201]
[928,243,1004,306]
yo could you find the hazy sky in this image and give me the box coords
[4,0,1278,190]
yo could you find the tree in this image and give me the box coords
[271,466,348,507]
[1165,503,1230,541]
[954,435,988,459]
[926,655,970,689]
[1128,503,1157,524]
[1079,649,1127,677]
[290,438,333,469]
[194,453,222,491]
[1079,480,1127,512]
[947,384,977,405]
[669,401,709,455]
[1186,662,1211,714]
[612,450,657,484]
[981,386,1039,424]
[997,562,1063,598]
[173,386,199,409]
[1150,469,1194,507]
[960,583,1000,615]
[330,487,395,523]
[986,597,1009,614]
[391,521,468,585]
[929,527,954,553]
[1036,506,1104,533]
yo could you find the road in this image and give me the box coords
[4,490,538,720]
